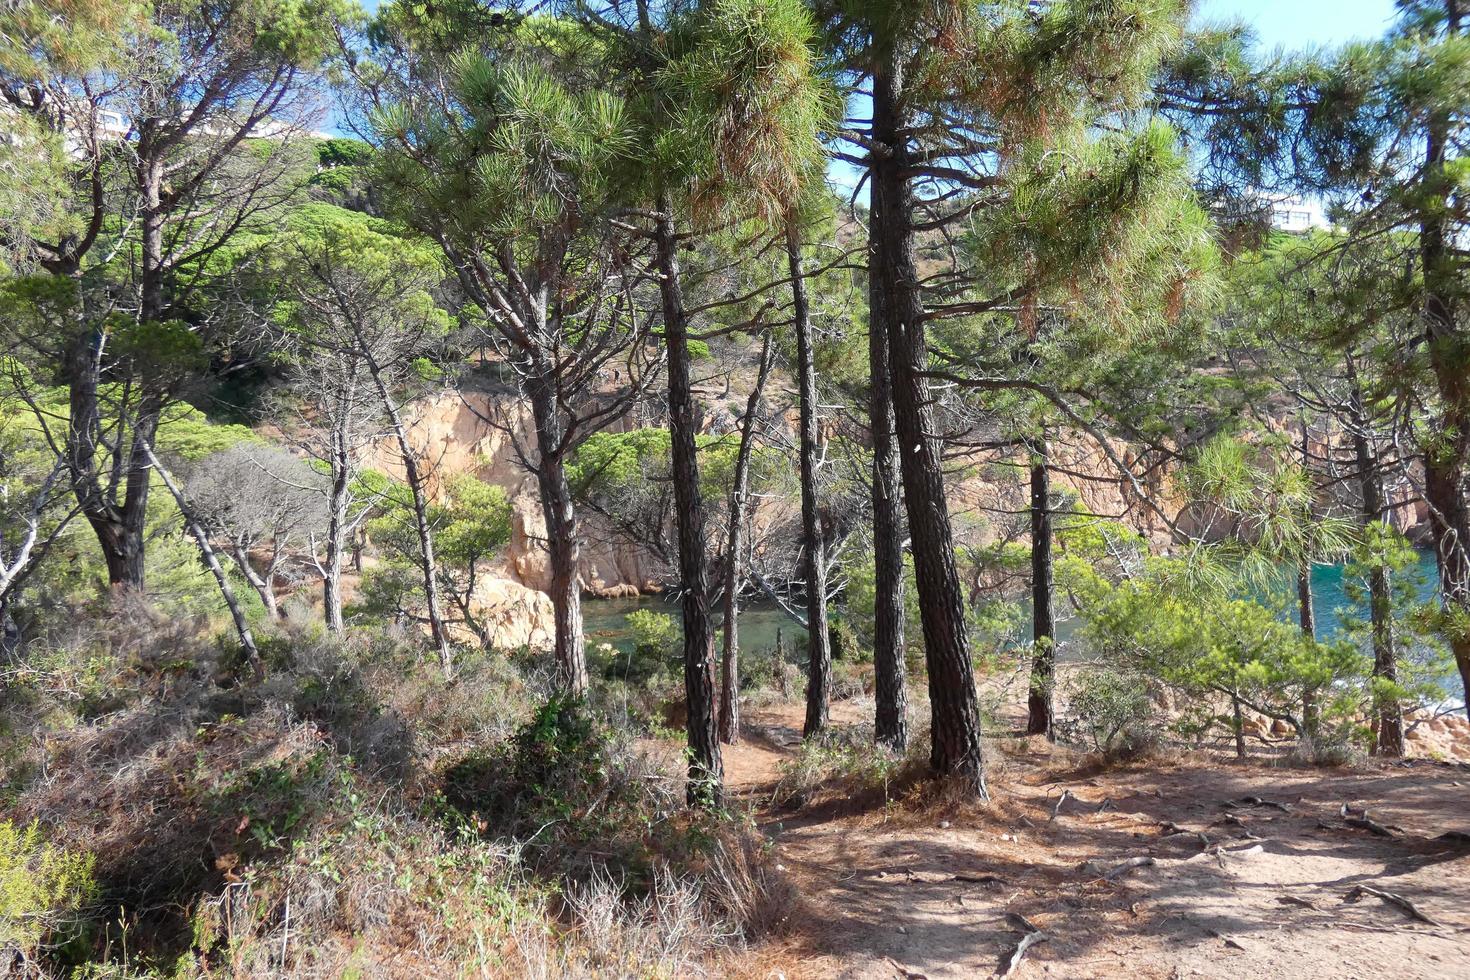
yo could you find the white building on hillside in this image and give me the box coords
[1267,194,1331,233]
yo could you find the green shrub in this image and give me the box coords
[0,820,97,957]
[829,618,864,662]
[625,609,678,659]
[315,137,374,168]
[439,696,678,878]
[1064,666,1161,758]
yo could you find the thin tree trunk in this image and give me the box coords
[720,333,774,744]
[371,367,453,675]
[787,221,833,740]
[656,199,722,806]
[1026,435,1054,738]
[872,46,987,798]
[229,541,279,620]
[527,369,588,696]
[323,422,349,634]
[867,162,909,753]
[143,442,262,680]
[1297,420,1320,739]
[1347,363,1402,755]
[1232,692,1247,761]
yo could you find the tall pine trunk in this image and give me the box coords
[789,220,833,739]
[656,200,722,805]
[527,370,588,695]
[322,418,350,634]
[720,333,774,744]
[1420,5,1470,720]
[872,47,987,797]
[104,163,169,591]
[1296,420,1319,739]
[867,172,909,753]
[1026,436,1054,738]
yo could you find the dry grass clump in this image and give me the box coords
[769,725,926,813]
[1,605,791,978]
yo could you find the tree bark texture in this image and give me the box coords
[789,220,833,740]
[1026,436,1054,738]
[872,46,987,797]
[656,201,723,805]
[867,168,909,753]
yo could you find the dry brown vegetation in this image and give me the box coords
[5,604,1469,979]
[0,604,794,978]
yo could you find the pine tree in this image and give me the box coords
[1163,0,1470,718]
[363,9,658,694]
[0,0,345,588]
[576,0,830,804]
[820,0,1192,795]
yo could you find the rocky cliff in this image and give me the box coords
[371,382,1434,643]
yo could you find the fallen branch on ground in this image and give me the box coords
[1050,789,1073,821]
[1001,913,1048,978]
[1093,855,1156,880]
[1221,796,1292,813]
[1344,885,1443,927]
[1340,803,1397,837]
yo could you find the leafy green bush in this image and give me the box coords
[0,820,97,958]
[625,609,678,659]
[439,696,683,880]
[315,137,374,168]
[1064,667,1161,758]
[1065,546,1372,757]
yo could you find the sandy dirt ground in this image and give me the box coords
[724,701,1470,980]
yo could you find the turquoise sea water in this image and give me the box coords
[581,551,1445,655]
[1307,550,1441,639]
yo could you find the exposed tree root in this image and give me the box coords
[1050,789,1073,820]
[1344,885,1443,927]
[1158,821,1211,849]
[1093,855,1157,880]
[1221,796,1292,813]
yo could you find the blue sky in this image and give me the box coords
[1195,0,1397,48]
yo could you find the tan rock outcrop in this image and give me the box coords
[460,575,556,652]
[370,386,667,598]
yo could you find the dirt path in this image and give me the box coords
[726,703,1470,979]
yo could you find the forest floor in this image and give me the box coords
[723,700,1470,980]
